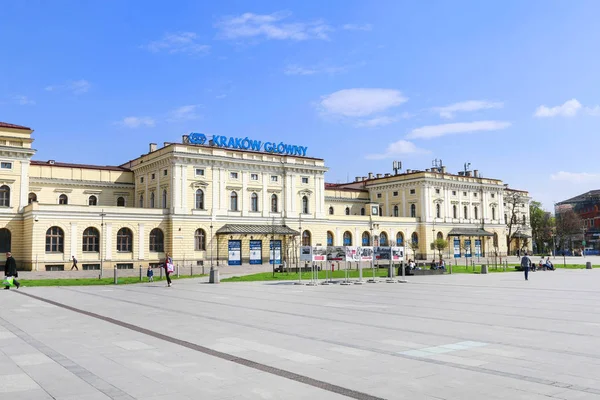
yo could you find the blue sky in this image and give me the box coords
[2,0,599,211]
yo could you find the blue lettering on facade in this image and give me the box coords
[186,133,308,156]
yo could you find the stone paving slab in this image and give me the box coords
[2,269,600,399]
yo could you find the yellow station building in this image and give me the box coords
[0,122,531,271]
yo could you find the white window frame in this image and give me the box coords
[195,168,205,176]
[0,162,13,170]
[250,173,259,181]
[230,172,239,180]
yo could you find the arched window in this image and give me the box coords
[410,204,416,217]
[302,230,311,246]
[82,227,99,252]
[511,215,517,224]
[28,192,37,204]
[150,192,155,208]
[379,207,383,217]
[162,189,168,208]
[195,189,204,209]
[88,195,97,206]
[139,194,144,208]
[493,232,499,247]
[492,207,496,220]
[505,214,508,223]
[117,196,125,207]
[453,205,457,219]
[230,191,238,211]
[463,206,468,219]
[411,232,419,245]
[328,206,334,215]
[46,226,64,252]
[522,215,526,224]
[393,205,399,217]
[360,208,365,216]
[250,193,258,212]
[149,228,164,252]
[362,231,370,246]
[117,228,133,252]
[345,207,350,215]
[436,203,441,218]
[271,194,278,213]
[474,206,479,220]
[327,231,334,246]
[343,231,352,246]
[380,232,388,246]
[0,185,10,207]
[59,194,68,205]
[302,196,309,214]
[195,229,206,251]
[0,228,11,252]
[437,231,443,240]
[396,232,404,246]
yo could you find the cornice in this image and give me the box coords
[29,177,134,190]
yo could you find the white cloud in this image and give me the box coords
[355,116,399,128]
[365,140,429,160]
[284,65,317,75]
[216,11,331,41]
[45,79,91,95]
[534,99,582,117]
[585,105,600,116]
[14,95,35,105]
[168,105,201,121]
[550,171,600,184]
[342,24,372,31]
[284,63,352,76]
[435,100,503,119]
[318,88,407,118]
[119,117,155,128]
[406,120,511,139]
[144,32,210,55]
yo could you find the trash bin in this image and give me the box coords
[481,264,488,274]
[586,262,592,270]
[209,268,220,283]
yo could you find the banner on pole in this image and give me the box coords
[326,246,346,261]
[228,240,241,266]
[465,239,472,258]
[474,239,481,257]
[453,238,461,258]
[391,246,404,261]
[357,246,374,261]
[300,246,312,262]
[312,246,327,262]
[269,240,282,265]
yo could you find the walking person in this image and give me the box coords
[70,255,78,270]
[521,252,532,281]
[164,253,174,287]
[147,266,154,282]
[4,252,21,289]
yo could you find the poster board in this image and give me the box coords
[300,246,312,262]
[249,240,262,265]
[357,246,374,261]
[465,239,472,258]
[391,246,404,261]
[228,240,241,266]
[327,246,346,261]
[474,239,481,257]
[374,247,391,260]
[453,238,461,258]
[269,240,282,265]
[312,246,327,262]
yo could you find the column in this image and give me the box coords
[335,228,340,246]
[262,172,268,217]
[220,168,227,213]
[212,167,220,215]
[402,190,407,217]
[172,163,182,213]
[70,222,77,259]
[284,173,293,218]
[19,160,30,211]
[385,192,389,216]
[138,223,145,260]
[290,174,297,214]
[482,191,487,222]
[444,188,450,221]
[241,171,248,216]
[420,186,427,221]
[180,164,187,212]
[105,223,113,260]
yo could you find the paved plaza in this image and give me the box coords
[2,269,600,399]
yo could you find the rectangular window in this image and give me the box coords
[0,162,12,169]
[163,169,168,176]
[435,188,440,194]
[377,193,382,198]
[301,177,309,184]
[491,193,495,198]
[195,168,205,176]
[45,265,64,271]
[250,173,259,181]
[82,264,100,270]
[151,173,156,180]
[452,191,456,196]
[271,175,278,182]
[474,193,478,197]
[230,172,238,179]
[463,192,467,196]
[393,191,398,196]
[116,263,134,269]
[140,177,144,183]
[410,189,415,194]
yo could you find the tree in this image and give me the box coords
[556,209,582,252]
[530,201,554,254]
[434,238,448,260]
[408,240,420,261]
[505,190,527,254]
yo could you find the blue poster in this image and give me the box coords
[269,240,282,265]
[228,240,241,266]
[453,238,461,258]
[474,240,481,257]
[465,239,472,258]
[249,240,262,265]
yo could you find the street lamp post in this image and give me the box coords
[100,210,106,279]
[210,224,213,269]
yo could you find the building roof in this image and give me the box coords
[557,190,600,205]
[324,183,368,192]
[31,160,131,172]
[447,228,495,237]
[216,224,300,236]
[0,121,32,131]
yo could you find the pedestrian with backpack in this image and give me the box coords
[521,252,532,281]
[164,253,174,287]
[4,252,21,289]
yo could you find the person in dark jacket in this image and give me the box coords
[4,252,20,289]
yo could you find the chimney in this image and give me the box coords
[368,172,374,179]
[48,160,55,165]
[163,142,169,148]
[376,173,382,178]
[406,169,412,173]
[441,166,447,174]
[355,176,361,182]
[465,171,472,177]
[425,169,430,172]
[474,170,479,178]
[384,173,390,177]
[149,143,157,152]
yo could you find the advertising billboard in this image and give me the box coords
[249,240,262,265]
[228,240,241,266]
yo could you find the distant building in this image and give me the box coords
[556,190,600,250]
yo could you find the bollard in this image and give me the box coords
[586,261,592,269]
[159,267,163,280]
[191,264,193,277]
[481,264,488,274]
[177,264,180,278]
[209,267,220,283]
[114,266,118,284]
[139,265,143,281]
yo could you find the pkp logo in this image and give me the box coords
[188,132,207,145]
